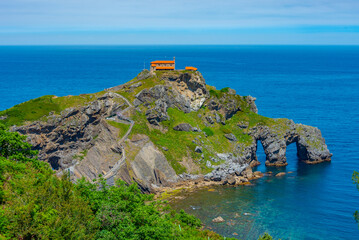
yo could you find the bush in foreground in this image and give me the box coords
[0,123,231,239]
[0,123,273,239]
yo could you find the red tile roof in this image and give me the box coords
[185,66,197,71]
[151,60,175,64]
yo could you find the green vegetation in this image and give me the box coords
[127,99,284,174]
[0,70,294,178]
[73,149,88,161]
[0,95,61,127]
[0,92,106,127]
[117,75,166,102]
[220,87,229,93]
[0,123,95,239]
[107,120,131,139]
[209,87,230,99]
[202,127,214,136]
[353,171,359,226]
[258,233,278,240]
[0,70,281,239]
[0,123,236,239]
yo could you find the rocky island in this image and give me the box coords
[0,70,332,193]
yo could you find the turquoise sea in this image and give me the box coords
[0,45,358,239]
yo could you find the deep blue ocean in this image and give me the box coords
[0,45,358,239]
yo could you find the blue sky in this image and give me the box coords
[1,0,359,45]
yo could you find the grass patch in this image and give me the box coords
[130,110,207,174]
[220,127,232,134]
[116,75,166,102]
[220,87,229,93]
[209,87,230,99]
[202,127,214,136]
[106,120,131,139]
[0,92,106,127]
[0,95,61,127]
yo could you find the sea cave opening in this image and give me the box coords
[254,140,267,173]
[254,140,300,173]
[285,142,299,172]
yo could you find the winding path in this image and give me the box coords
[103,93,134,183]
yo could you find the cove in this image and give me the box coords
[1,45,359,239]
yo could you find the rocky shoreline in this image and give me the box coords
[1,69,332,194]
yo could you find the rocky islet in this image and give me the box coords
[3,70,332,193]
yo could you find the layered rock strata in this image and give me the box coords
[6,70,332,192]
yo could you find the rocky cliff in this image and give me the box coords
[0,70,332,192]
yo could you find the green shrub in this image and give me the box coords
[0,123,234,240]
[258,233,274,240]
[202,127,214,136]
[209,89,220,98]
[220,87,229,93]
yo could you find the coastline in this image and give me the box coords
[154,166,266,201]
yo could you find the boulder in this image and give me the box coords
[173,123,193,132]
[237,121,249,129]
[253,171,264,178]
[195,146,203,153]
[226,175,237,185]
[212,216,225,223]
[224,133,238,142]
[241,167,253,179]
[237,176,248,183]
[129,82,142,89]
[211,176,222,182]
[192,127,200,132]
[145,99,169,125]
[215,112,221,123]
[137,69,153,80]
[206,115,214,124]
[228,88,236,95]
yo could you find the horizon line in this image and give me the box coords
[1,43,359,47]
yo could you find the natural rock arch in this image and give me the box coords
[250,120,332,167]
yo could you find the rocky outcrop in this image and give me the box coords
[173,123,193,132]
[145,99,169,126]
[7,70,332,193]
[248,120,332,166]
[13,92,124,174]
[162,72,208,111]
[124,135,178,192]
[212,216,225,223]
[11,93,178,191]
[224,133,238,142]
[137,69,154,81]
[134,72,208,119]
[205,93,249,120]
[296,124,332,164]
